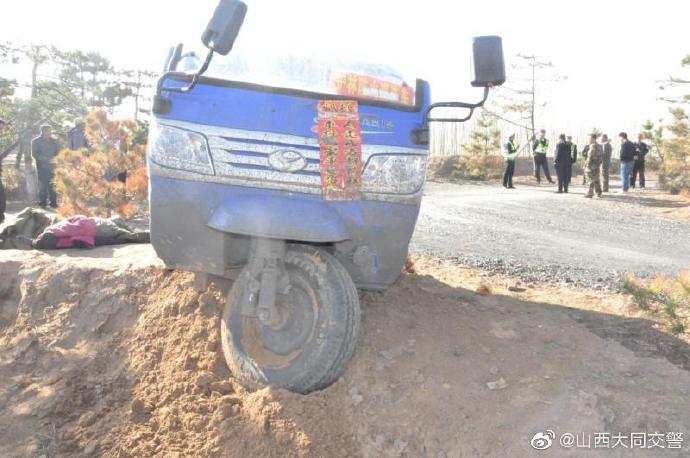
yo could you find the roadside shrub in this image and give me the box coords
[644,155,662,173]
[426,156,459,180]
[451,155,503,181]
[623,273,689,336]
[54,110,148,218]
[658,108,690,194]
[1,164,20,197]
[659,158,690,194]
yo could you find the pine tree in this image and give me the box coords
[463,109,501,156]
[659,108,690,193]
[641,120,664,158]
[54,110,148,218]
[657,55,690,193]
[451,109,503,180]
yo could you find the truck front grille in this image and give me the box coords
[208,133,323,192]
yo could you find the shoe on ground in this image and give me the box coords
[596,194,603,198]
[508,186,516,189]
[584,194,593,198]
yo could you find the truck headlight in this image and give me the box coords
[148,123,214,175]
[362,154,427,194]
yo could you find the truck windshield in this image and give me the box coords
[176,50,417,107]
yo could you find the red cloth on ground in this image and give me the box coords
[38,216,97,248]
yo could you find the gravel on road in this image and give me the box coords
[411,180,690,290]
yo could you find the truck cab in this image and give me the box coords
[148,0,504,393]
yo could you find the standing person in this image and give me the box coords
[31,125,60,208]
[502,133,519,189]
[583,133,603,198]
[566,135,577,185]
[0,119,7,223]
[600,134,613,192]
[631,134,649,189]
[581,140,589,185]
[67,118,90,150]
[554,134,572,193]
[532,129,554,184]
[618,132,636,193]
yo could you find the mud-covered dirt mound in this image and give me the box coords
[0,247,310,457]
[1,247,689,457]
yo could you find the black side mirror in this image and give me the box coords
[202,0,248,56]
[471,36,506,88]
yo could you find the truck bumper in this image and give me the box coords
[150,175,421,289]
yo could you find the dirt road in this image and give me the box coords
[1,248,689,457]
[412,181,690,288]
[4,180,690,290]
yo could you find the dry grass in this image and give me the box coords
[475,281,492,296]
[623,272,690,335]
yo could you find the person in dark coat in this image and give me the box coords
[631,134,649,189]
[566,135,577,185]
[553,134,572,193]
[67,119,90,150]
[618,132,636,193]
[0,119,7,223]
[31,125,60,208]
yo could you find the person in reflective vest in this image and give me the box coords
[532,129,553,184]
[503,134,519,189]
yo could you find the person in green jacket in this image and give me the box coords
[600,134,613,192]
[503,133,519,189]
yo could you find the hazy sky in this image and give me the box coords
[0,0,688,140]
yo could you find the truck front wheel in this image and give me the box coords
[220,244,360,394]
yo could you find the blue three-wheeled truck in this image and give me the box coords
[148,0,505,393]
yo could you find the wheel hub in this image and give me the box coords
[258,286,315,356]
